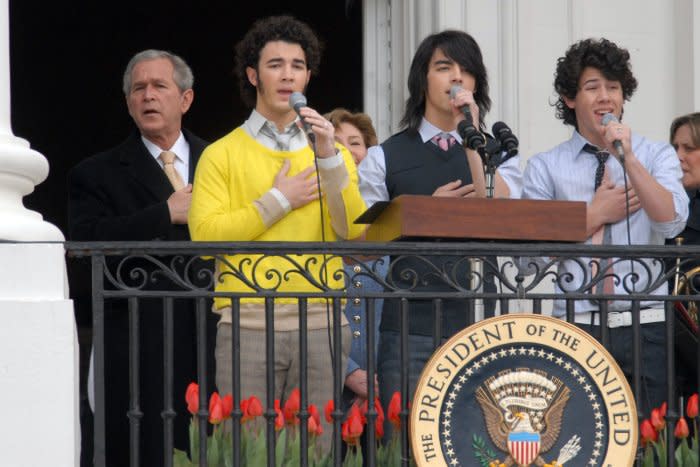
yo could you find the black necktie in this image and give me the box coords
[582,144,610,190]
[582,144,614,306]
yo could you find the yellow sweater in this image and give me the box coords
[189,127,367,329]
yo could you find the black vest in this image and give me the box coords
[380,130,495,338]
[384,130,472,198]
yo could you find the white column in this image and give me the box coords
[0,1,79,466]
[0,0,63,242]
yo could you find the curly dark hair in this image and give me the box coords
[401,30,490,133]
[234,15,323,108]
[554,38,638,128]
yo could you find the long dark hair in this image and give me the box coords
[400,30,490,133]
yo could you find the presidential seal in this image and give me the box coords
[410,314,637,467]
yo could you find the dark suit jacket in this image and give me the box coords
[67,128,211,467]
[68,128,208,241]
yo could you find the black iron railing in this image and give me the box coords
[65,241,700,467]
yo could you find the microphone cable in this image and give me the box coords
[307,124,337,385]
[602,114,635,295]
[288,92,339,391]
[307,134,337,381]
[621,157,636,297]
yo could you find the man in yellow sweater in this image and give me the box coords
[189,15,367,425]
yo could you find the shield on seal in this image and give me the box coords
[507,431,541,466]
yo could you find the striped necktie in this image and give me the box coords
[260,121,301,151]
[431,132,457,151]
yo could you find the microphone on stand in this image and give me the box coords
[491,121,519,160]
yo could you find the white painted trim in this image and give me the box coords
[497,0,519,131]
[694,0,700,110]
[363,0,393,142]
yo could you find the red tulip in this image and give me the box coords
[687,393,699,419]
[388,391,401,431]
[209,392,224,425]
[221,394,233,421]
[240,399,250,422]
[342,404,364,446]
[660,402,668,418]
[247,395,263,420]
[640,419,658,446]
[274,399,284,431]
[283,388,301,425]
[308,404,323,436]
[185,382,199,415]
[309,404,321,425]
[651,407,666,432]
[324,399,334,424]
[357,400,368,425]
[674,417,690,439]
[374,397,385,439]
[308,416,322,436]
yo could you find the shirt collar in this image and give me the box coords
[418,118,461,144]
[246,109,299,137]
[142,132,189,164]
[570,130,599,159]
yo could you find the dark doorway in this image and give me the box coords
[9,2,362,465]
[10,0,363,238]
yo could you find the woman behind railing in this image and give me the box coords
[668,112,700,399]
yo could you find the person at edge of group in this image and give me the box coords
[358,29,523,440]
[326,107,387,457]
[521,37,688,416]
[67,49,213,467]
[187,15,367,449]
[667,112,700,399]
[325,107,385,406]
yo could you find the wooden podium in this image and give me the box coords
[356,194,587,242]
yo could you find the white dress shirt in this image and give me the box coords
[143,132,191,185]
[358,118,523,207]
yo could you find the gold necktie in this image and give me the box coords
[159,151,185,191]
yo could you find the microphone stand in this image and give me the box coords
[477,138,503,199]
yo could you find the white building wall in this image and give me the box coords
[363,0,699,313]
[365,0,698,153]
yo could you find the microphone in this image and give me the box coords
[289,92,315,144]
[601,113,624,161]
[450,85,485,150]
[491,121,519,159]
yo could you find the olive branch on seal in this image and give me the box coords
[472,433,499,467]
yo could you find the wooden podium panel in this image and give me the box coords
[358,195,587,242]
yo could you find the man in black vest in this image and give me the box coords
[358,30,522,437]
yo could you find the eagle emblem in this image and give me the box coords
[475,369,581,467]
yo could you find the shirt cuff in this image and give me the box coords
[269,187,292,212]
[253,189,290,228]
[346,358,360,376]
[316,150,343,169]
